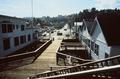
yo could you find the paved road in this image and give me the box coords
[0,37,62,79]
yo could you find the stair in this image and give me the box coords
[0,39,61,79]
[28,55,120,79]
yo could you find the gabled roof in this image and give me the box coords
[97,13,120,46]
[90,20,97,35]
[83,19,94,35]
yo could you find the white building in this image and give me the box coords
[74,22,83,33]
[0,15,40,57]
[74,22,83,38]
[79,14,120,60]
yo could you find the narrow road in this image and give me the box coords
[0,38,62,79]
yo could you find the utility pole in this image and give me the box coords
[31,0,33,27]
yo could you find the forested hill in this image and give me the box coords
[24,8,120,29]
[75,8,120,22]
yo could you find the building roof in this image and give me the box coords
[97,13,120,46]
[83,19,94,35]
[0,14,27,21]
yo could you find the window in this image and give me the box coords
[8,24,13,32]
[21,25,25,31]
[3,38,10,50]
[12,24,15,30]
[94,43,99,56]
[16,25,19,29]
[2,24,13,33]
[28,34,31,41]
[20,35,26,44]
[2,24,7,33]
[20,36,24,44]
[105,53,109,58]
[14,37,19,46]
[91,41,94,51]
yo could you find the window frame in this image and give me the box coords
[14,37,19,46]
[3,38,10,50]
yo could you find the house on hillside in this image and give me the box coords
[79,14,120,60]
[0,15,41,57]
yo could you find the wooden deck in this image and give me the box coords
[0,39,62,79]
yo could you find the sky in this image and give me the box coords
[0,0,120,17]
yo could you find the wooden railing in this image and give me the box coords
[60,42,84,50]
[0,39,52,71]
[29,55,120,79]
[62,39,80,43]
[56,52,92,65]
[33,39,52,62]
[36,65,120,79]
[57,41,90,65]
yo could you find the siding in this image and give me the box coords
[91,19,110,60]
[0,16,39,57]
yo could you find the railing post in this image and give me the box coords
[65,45,67,50]
[56,53,59,65]
[64,57,67,66]
[117,58,120,64]
[100,61,104,67]
[105,60,109,66]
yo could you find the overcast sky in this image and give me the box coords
[0,0,120,17]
